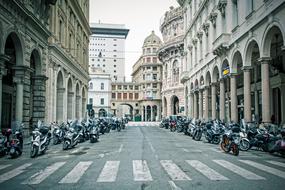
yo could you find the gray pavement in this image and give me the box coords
[0,122,285,190]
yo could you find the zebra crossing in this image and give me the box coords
[0,159,285,184]
[126,122,160,127]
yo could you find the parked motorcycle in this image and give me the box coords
[62,121,81,150]
[268,128,285,156]
[52,122,66,145]
[9,122,23,158]
[0,128,11,156]
[30,121,51,158]
[221,124,241,156]
[89,120,100,143]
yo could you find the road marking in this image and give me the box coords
[148,141,156,153]
[186,160,229,181]
[71,147,83,154]
[0,164,12,170]
[97,161,120,182]
[213,160,265,180]
[168,180,182,190]
[266,160,285,168]
[182,148,189,152]
[59,161,92,183]
[133,160,153,181]
[160,160,191,181]
[239,160,285,179]
[22,162,66,184]
[0,163,32,183]
[118,144,123,153]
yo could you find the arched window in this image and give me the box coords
[101,82,104,90]
[89,82,93,89]
[173,60,179,82]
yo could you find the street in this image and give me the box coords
[0,122,285,190]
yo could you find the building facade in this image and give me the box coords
[0,0,90,135]
[177,0,285,124]
[89,23,129,82]
[46,0,91,124]
[132,31,163,121]
[88,67,111,117]
[158,6,185,117]
[110,82,140,118]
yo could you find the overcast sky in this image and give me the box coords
[89,0,179,81]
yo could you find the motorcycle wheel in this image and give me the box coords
[53,137,59,145]
[117,127,121,132]
[239,139,250,151]
[212,137,220,144]
[261,144,269,152]
[62,140,69,150]
[30,145,38,158]
[90,137,95,143]
[232,144,239,156]
[195,132,202,141]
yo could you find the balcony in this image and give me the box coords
[180,71,190,83]
[212,33,231,56]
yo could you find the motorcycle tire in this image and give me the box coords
[117,127,121,132]
[232,144,239,156]
[261,144,269,152]
[212,137,220,144]
[53,137,59,145]
[90,137,95,143]
[30,145,39,158]
[239,139,250,151]
[63,140,69,150]
[195,132,202,141]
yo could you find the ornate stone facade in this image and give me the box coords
[177,0,285,124]
[0,0,90,135]
[158,6,185,117]
[132,31,163,121]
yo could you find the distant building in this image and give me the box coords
[88,68,111,117]
[89,23,129,82]
[158,6,185,117]
[132,31,163,121]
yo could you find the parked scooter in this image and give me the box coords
[268,128,285,156]
[9,122,23,158]
[62,121,81,150]
[30,121,51,158]
[89,120,100,143]
[52,122,66,145]
[221,123,241,156]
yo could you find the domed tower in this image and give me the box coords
[132,31,163,121]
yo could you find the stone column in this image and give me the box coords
[190,93,194,118]
[254,65,259,118]
[243,67,252,122]
[0,55,8,129]
[204,86,209,120]
[150,106,153,121]
[260,57,271,123]
[220,79,225,121]
[199,89,203,119]
[211,84,217,119]
[14,76,24,122]
[230,74,238,122]
[194,92,198,118]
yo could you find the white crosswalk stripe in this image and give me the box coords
[133,160,153,181]
[0,164,12,170]
[0,163,32,183]
[160,160,191,181]
[213,160,265,180]
[239,160,285,179]
[186,160,229,181]
[22,162,66,185]
[59,161,92,184]
[266,160,285,168]
[97,161,120,182]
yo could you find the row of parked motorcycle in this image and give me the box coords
[0,117,129,159]
[160,116,285,156]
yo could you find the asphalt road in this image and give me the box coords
[0,122,285,190]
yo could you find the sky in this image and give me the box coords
[89,0,179,81]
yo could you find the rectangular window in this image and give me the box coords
[147,48,151,53]
[135,86,139,90]
[153,57,157,63]
[153,66,157,71]
[100,98,104,105]
[153,83,157,88]
[118,85,122,90]
[129,85,133,90]
[123,93,128,99]
[112,85,116,90]
[101,83,104,90]
[135,93,139,99]
[89,98,93,104]
[112,93,116,99]
[129,93,133,100]
[146,57,151,63]
[117,93,122,99]
[124,85,128,90]
[153,74,157,80]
